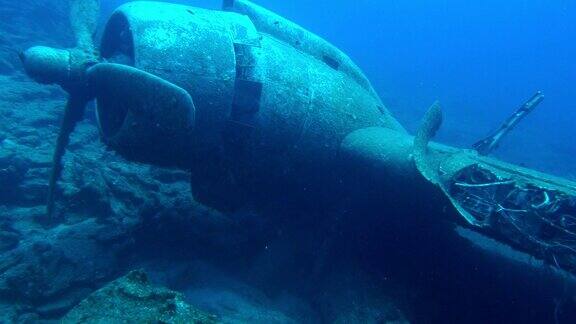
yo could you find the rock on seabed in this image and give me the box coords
[62,270,217,323]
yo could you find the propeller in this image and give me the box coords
[19,1,196,222]
[19,0,101,221]
[70,0,100,54]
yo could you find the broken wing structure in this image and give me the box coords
[414,104,576,273]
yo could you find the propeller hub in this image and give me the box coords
[21,46,98,93]
[20,46,71,85]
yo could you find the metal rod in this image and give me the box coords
[472,91,544,155]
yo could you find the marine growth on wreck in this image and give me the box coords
[1,0,575,323]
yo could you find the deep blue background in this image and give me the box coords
[104,0,576,177]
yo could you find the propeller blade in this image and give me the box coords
[413,101,443,183]
[70,0,100,52]
[46,94,89,220]
[87,63,195,167]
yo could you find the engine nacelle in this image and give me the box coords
[97,0,404,209]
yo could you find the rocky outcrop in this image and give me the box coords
[0,71,219,321]
[0,21,210,319]
[62,270,217,323]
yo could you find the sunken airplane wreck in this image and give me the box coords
[20,0,576,303]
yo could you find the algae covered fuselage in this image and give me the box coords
[96,1,405,210]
